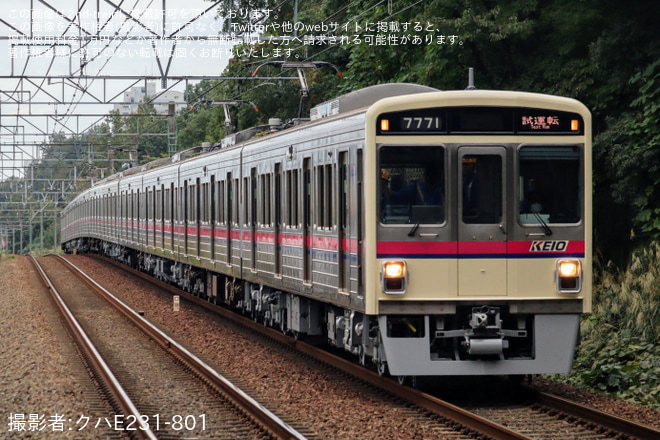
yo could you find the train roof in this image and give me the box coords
[309,83,438,120]
[91,83,440,185]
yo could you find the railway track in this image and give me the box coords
[29,254,307,440]
[85,254,660,440]
[525,388,660,440]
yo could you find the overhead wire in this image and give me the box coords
[61,0,157,127]
[228,0,426,103]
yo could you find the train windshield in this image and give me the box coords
[379,146,445,224]
[519,145,581,224]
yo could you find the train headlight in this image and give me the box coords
[556,259,582,293]
[381,260,408,294]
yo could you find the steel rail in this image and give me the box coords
[28,255,158,440]
[55,254,307,440]
[94,254,532,440]
[528,389,660,440]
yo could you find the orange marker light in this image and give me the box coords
[571,119,579,131]
[380,119,390,132]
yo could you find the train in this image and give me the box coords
[61,82,592,379]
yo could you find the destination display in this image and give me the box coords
[377,107,583,135]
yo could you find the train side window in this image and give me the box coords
[144,190,148,221]
[131,190,136,221]
[315,164,333,230]
[242,177,249,226]
[187,184,192,223]
[291,170,300,228]
[265,173,271,227]
[202,182,209,223]
[233,178,239,226]
[164,188,170,221]
[325,164,334,229]
[196,182,201,223]
[142,191,146,221]
[186,184,193,223]
[129,190,138,222]
[284,170,291,227]
[316,166,324,228]
[199,183,204,223]
[284,169,299,228]
[221,180,226,224]
[216,180,224,225]
[193,183,198,223]
[194,183,199,223]
[250,170,257,227]
[156,189,162,221]
[259,174,271,226]
[180,186,184,223]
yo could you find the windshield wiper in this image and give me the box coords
[533,212,553,235]
[408,222,420,237]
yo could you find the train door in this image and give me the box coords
[169,183,174,253]
[357,149,364,292]
[226,173,233,265]
[210,175,216,261]
[274,163,282,277]
[196,177,201,258]
[183,181,188,255]
[152,188,157,248]
[159,185,165,249]
[250,168,257,271]
[303,158,312,283]
[133,189,139,244]
[137,190,141,246]
[131,190,136,244]
[457,147,507,296]
[338,152,350,292]
[145,189,149,248]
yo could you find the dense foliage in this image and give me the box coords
[562,244,660,407]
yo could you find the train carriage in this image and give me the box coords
[61,82,591,378]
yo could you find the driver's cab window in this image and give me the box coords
[519,146,581,224]
[379,146,445,225]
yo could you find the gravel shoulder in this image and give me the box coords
[528,376,660,429]
[0,256,118,439]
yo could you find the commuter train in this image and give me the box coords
[61,83,592,378]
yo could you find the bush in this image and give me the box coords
[560,244,660,408]
[569,332,659,407]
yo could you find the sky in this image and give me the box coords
[1,0,232,77]
[0,0,237,177]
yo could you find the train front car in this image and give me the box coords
[365,90,592,377]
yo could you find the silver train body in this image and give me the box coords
[62,83,592,377]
